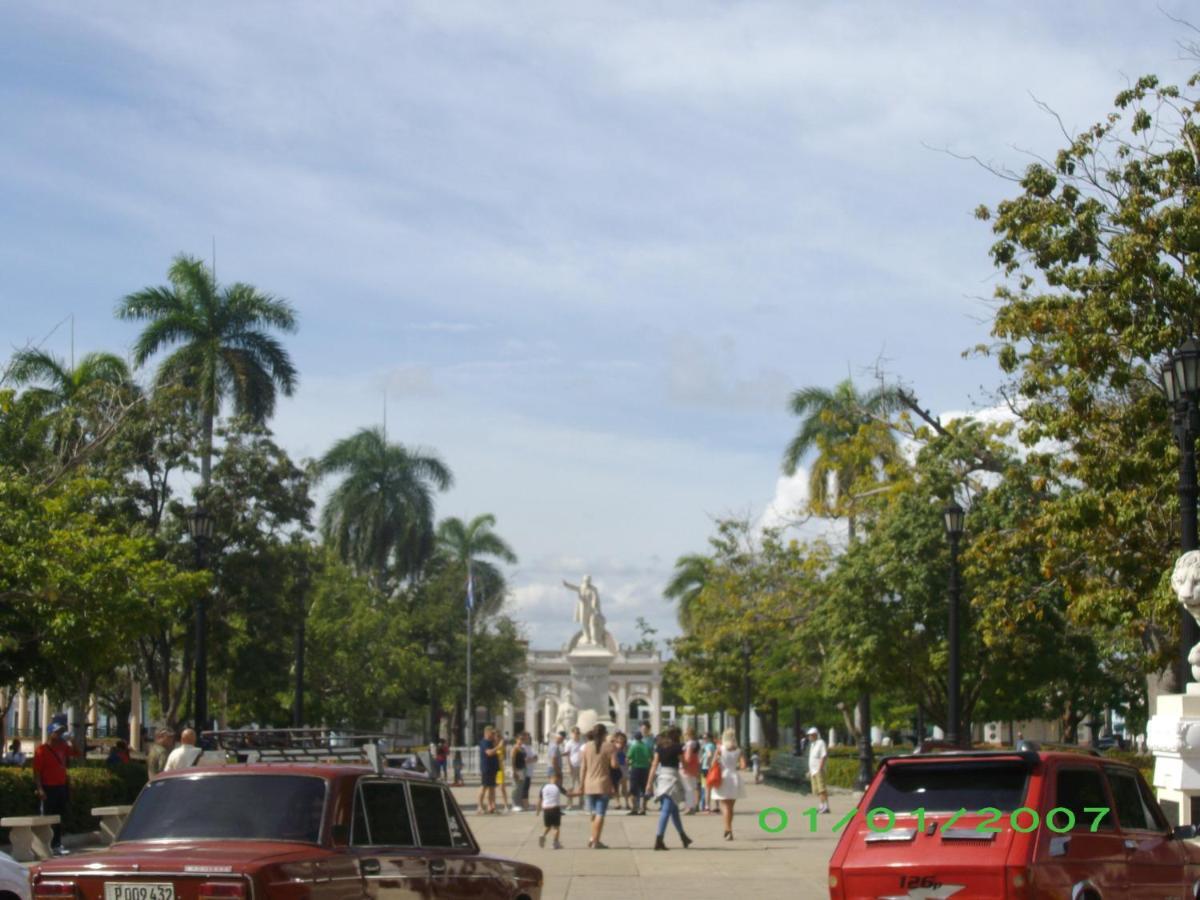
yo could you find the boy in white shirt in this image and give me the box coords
[536,771,564,849]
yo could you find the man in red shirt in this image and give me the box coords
[33,722,80,855]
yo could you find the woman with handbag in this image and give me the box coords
[709,728,747,840]
[645,726,693,850]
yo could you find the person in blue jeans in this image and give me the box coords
[645,726,692,850]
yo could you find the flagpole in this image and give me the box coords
[465,567,473,750]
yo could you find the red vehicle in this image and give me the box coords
[827,749,1200,899]
[31,764,542,900]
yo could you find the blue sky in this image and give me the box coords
[1,2,1194,649]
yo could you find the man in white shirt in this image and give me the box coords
[564,726,583,810]
[164,728,203,771]
[807,727,829,813]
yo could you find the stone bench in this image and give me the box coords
[92,805,134,844]
[1,815,59,861]
[763,752,812,793]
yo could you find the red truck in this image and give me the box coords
[827,748,1200,899]
[31,764,542,900]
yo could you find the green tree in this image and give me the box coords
[435,513,517,617]
[318,427,453,591]
[116,254,298,488]
[663,553,710,629]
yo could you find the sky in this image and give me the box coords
[1,1,1196,651]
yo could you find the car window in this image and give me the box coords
[1134,772,1170,832]
[1106,768,1159,832]
[1055,767,1114,831]
[352,780,415,847]
[869,761,1028,812]
[120,774,326,843]
[410,783,469,848]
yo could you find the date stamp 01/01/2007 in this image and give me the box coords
[757,806,1113,835]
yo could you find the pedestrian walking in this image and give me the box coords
[646,726,691,850]
[452,748,464,786]
[511,733,532,811]
[612,732,629,809]
[807,726,829,813]
[164,728,202,770]
[495,732,510,811]
[33,722,80,855]
[435,740,449,781]
[626,724,651,815]
[536,771,564,849]
[146,727,175,778]
[564,726,584,809]
[710,728,746,840]
[580,724,619,848]
[681,727,701,813]
[700,732,718,813]
[547,730,565,781]
[477,725,499,814]
[751,748,762,784]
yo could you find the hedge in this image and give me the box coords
[0,762,147,840]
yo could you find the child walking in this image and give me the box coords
[537,771,564,849]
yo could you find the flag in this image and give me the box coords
[466,570,475,612]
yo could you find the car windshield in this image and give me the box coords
[871,760,1029,813]
[120,774,326,843]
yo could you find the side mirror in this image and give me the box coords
[1173,825,1197,840]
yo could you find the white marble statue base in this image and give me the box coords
[1149,684,1200,826]
[568,642,615,728]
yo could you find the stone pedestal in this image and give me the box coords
[567,642,615,731]
[1149,684,1200,826]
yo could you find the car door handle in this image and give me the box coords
[428,859,447,876]
[1124,839,1139,850]
[361,858,381,876]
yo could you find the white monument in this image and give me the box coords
[562,576,616,733]
[1149,550,1200,825]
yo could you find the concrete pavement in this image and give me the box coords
[452,779,854,899]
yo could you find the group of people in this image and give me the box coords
[145,726,203,776]
[479,720,749,850]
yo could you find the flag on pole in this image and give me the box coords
[466,570,475,612]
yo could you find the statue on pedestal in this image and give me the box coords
[563,575,606,646]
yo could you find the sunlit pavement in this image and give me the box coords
[449,779,856,900]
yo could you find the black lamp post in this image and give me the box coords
[1161,339,1200,687]
[187,505,214,734]
[943,501,966,747]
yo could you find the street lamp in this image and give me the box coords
[943,501,965,747]
[187,505,214,735]
[1162,339,1200,687]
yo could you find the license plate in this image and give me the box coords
[104,884,176,900]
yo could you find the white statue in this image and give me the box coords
[552,688,576,734]
[563,574,606,646]
[1172,550,1200,681]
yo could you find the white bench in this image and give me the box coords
[1,815,59,861]
[91,805,133,844]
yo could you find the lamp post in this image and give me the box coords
[187,505,214,734]
[292,551,311,729]
[943,501,965,747]
[1161,339,1200,687]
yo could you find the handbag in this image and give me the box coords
[705,760,723,789]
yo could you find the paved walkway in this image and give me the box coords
[452,779,856,899]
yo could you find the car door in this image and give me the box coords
[1035,764,1129,897]
[1104,766,1188,899]
[350,778,431,900]
[408,781,507,900]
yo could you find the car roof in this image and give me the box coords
[154,763,433,781]
[882,749,1135,769]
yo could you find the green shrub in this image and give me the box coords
[0,762,147,839]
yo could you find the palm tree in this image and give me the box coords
[8,349,132,457]
[782,377,902,789]
[435,514,518,617]
[664,553,710,629]
[782,378,902,537]
[116,254,298,487]
[319,427,453,591]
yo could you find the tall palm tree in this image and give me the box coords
[782,377,902,788]
[319,427,453,591]
[782,378,902,537]
[116,254,298,487]
[436,514,518,617]
[664,552,710,629]
[8,349,132,457]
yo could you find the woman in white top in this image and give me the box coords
[709,728,747,841]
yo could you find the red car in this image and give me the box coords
[31,764,542,900]
[827,748,1200,899]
